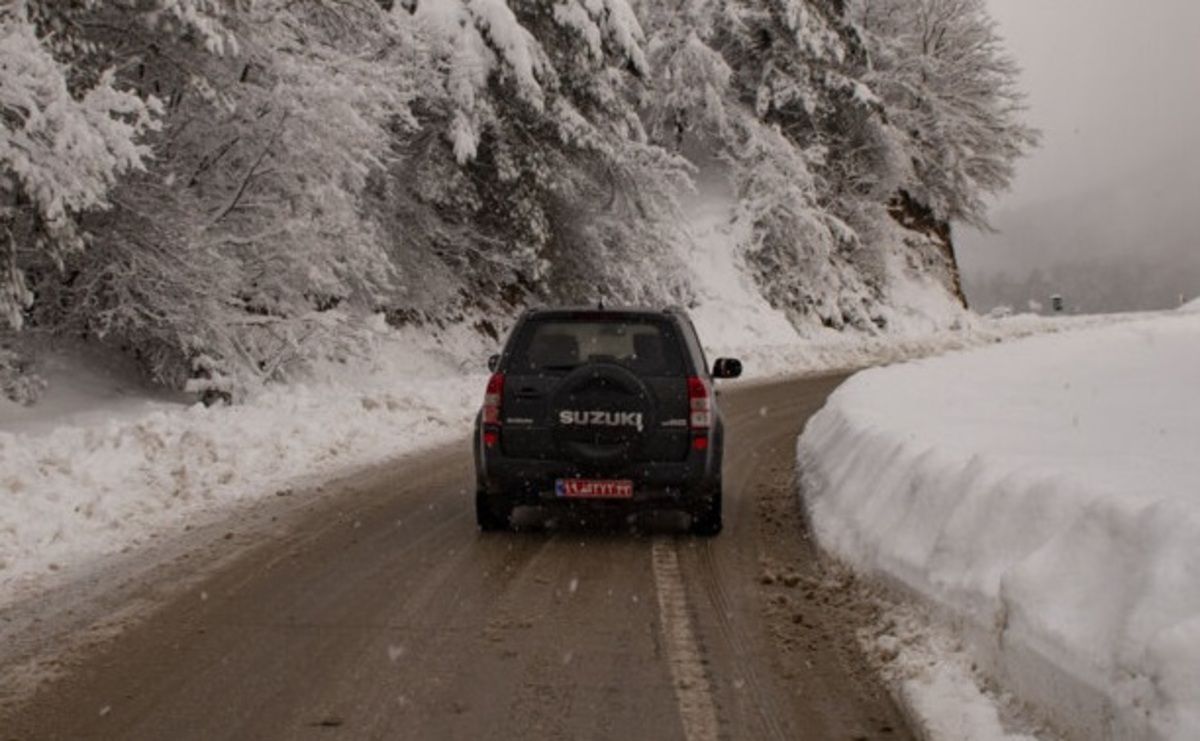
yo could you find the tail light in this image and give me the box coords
[482,373,504,448]
[687,376,711,428]
[687,376,711,450]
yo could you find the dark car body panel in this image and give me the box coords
[474,306,738,533]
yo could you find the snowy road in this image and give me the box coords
[0,374,909,740]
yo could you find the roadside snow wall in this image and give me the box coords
[796,312,1200,741]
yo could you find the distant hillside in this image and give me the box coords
[959,151,1200,313]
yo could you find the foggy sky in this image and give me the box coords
[985,0,1200,209]
[957,0,1200,309]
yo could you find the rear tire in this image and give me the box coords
[476,489,512,532]
[690,488,722,537]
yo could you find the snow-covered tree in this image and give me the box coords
[673,0,902,328]
[636,0,1035,326]
[397,0,692,310]
[1,4,158,329]
[854,0,1039,228]
[1,0,239,329]
[3,0,1039,398]
[26,0,425,396]
[638,0,734,147]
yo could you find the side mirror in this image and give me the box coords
[487,354,500,372]
[712,357,742,379]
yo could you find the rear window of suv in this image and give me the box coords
[509,315,686,377]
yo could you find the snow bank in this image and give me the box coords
[798,311,1200,740]
[0,323,487,603]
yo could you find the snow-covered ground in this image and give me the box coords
[799,301,1200,741]
[0,179,1181,739]
[0,169,1108,611]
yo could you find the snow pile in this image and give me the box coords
[798,310,1200,740]
[0,324,488,602]
[858,598,1042,741]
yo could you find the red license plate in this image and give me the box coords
[555,479,634,499]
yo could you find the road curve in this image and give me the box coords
[1,373,911,740]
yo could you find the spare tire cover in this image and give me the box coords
[550,363,656,464]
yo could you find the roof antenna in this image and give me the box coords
[597,297,605,310]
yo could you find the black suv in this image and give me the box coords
[473,306,742,535]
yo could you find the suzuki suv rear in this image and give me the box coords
[473,306,742,535]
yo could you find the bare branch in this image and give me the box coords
[209,110,288,225]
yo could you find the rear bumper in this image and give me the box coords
[477,454,718,509]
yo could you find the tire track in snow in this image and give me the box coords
[652,538,720,741]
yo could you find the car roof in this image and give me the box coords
[519,306,688,320]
